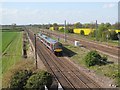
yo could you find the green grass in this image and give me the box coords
[52,34,119,85]
[2,59,36,88]
[0,31,2,53]
[0,31,23,89]
[1,32,23,74]
[63,43,119,86]
[2,31,19,52]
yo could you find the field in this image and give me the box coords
[73,28,94,35]
[1,30,23,74]
[2,32,19,53]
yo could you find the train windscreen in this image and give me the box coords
[54,42,62,49]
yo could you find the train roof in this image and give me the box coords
[38,32,58,44]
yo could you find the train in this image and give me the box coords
[37,32,63,56]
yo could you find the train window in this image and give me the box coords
[54,42,62,49]
[47,42,50,46]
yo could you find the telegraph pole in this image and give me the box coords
[64,20,66,42]
[34,34,38,69]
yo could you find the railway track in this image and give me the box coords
[40,30,119,58]
[27,30,76,90]
[26,29,101,90]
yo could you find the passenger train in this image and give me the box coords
[37,32,63,56]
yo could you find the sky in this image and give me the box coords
[0,1,119,25]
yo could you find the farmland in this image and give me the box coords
[2,32,19,52]
[1,30,23,74]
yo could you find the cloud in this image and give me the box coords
[1,7,84,24]
[102,3,116,8]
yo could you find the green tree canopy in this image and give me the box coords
[53,23,59,30]
[74,22,82,28]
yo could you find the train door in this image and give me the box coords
[50,44,54,52]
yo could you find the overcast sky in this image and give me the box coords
[1,1,119,25]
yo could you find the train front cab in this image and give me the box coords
[53,42,63,56]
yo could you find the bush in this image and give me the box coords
[25,71,53,89]
[115,72,120,87]
[110,30,118,40]
[89,30,96,37]
[59,28,64,32]
[84,50,101,67]
[101,31,111,41]
[80,30,84,35]
[68,28,73,33]
[84,50,108,67]
[10,70,32,89]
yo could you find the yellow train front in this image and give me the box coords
[53,42,63,56]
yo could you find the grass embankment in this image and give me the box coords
[2,60,36,88]
[52,35,118,85]
[1,31,23,74]
[64,43,118,85]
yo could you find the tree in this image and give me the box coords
[53,23,59,30]
[105,22,111,29]
[25,71,53,89]
[84,50,101,67]
[83,23,95,29]
[89,30,96,37]
[84,50,107,67]
[68,28,74,33]
[10,70,32,89]
[112,22,120,29]
[80,30,84,35]
[96,23,108,41]
[101,31,110,41]
[110,30,118,40]
[74,22,82,28]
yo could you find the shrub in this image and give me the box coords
[68,28,73,33]
[110,30,118,40]
[10,70,32,89]
[89,30,96,37]
[101,31,111,41]
[84,50,101,67]
[59,28,64,32]
[25,71,53,89]
[115,72,120,87]
[84,50,107,67]
[80,30,84,35]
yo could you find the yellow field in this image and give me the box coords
[49,27,54,31]
[58,26,64,30]
[49,26,65,31]
[73,28,94,35]
[49,26,120,35]
[115,30,120,33]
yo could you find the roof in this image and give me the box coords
[38,32,57,44]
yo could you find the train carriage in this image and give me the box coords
[37,32,63,56]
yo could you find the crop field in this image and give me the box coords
[2,31,19,53]
[1,31,23,75]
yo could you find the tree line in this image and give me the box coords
[50,22,120,41]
